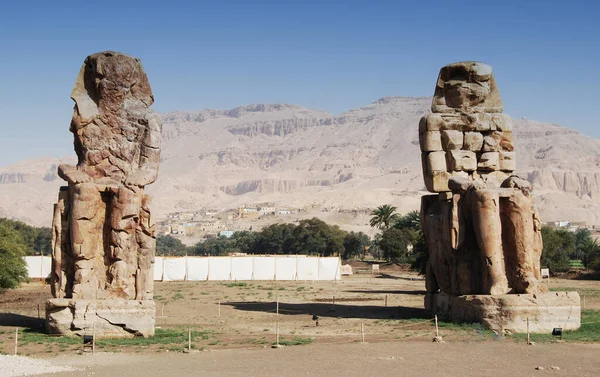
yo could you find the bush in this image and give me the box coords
[0,223,29,289]
[541,226,574,273]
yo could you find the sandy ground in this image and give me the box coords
[1,266,600,376]
[28,342,600,377]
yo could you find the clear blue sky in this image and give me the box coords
[1,0,598,166]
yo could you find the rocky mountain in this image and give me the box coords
[2,96,600,228]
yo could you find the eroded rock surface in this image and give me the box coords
[47,51,160,337]
[419,62,547,296]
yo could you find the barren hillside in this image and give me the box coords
[1,96,599,229]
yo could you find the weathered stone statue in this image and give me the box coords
[419,62,580,333]
[46,51,160,337]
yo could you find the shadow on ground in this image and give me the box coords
[0,313,45,330]
[223,301,430,320]
[344,290,427,296]
[372,273,425,281]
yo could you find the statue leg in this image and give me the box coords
[135,193,155,300]
[108,185,142,299]
[469,189,509,295]
[501,190,547,294]
[70,183,104,299]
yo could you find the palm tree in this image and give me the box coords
[369,205,399,230]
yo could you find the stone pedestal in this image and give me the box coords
[46,299,156,338]
[425,291,581,334]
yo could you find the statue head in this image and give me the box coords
[432,62,502,113]
[70,51,154,131]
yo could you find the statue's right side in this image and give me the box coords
[419,62,580,333]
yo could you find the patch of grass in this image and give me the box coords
[278,287,286,291]
[511,310,600,343]
[224,282,247,288]
[296,287,305,292]
[172,292,185,300]
[274,336,313,346]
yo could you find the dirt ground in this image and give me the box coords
[28,342,600,377]
[1,267,600,375]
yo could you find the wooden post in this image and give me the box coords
[435,315,439,337]
[37,303,40,319]
[14,327,18,355]
[188,328,192,351]
[527,318,530,344]
[583,295,586,310]
[332,296,335,311]
[92,323,96,354]
[384,295,388,307]
[361,322,365,343]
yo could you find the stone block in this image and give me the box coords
[426,151,447,172]
[425,113,443,131]
[420,131,443,151]
[463,132,483,151]
[478,152,499,170]
[499,151,516,171]
[441,130,464,150]
[419,115,428,132]
[46,299,156,338]
[492,113,513,131]
[447,150,477,171]
[424,171,450,192]
[425,291,581,334]
[474,113,494,131]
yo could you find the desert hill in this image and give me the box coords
[2,96,600,230]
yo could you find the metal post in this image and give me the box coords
[435,315,439,337]
[14,327,18,355]
[92,323,96,354]
[361,322,365,343]
[188,328,192,351]
[527,318,530,344]
[218,300,221,317]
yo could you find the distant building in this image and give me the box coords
[277,210,292,215]
[259,207,275,215]
[219,230,235,238]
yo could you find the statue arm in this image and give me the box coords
[57,164,92,184]
[124,114,161,187]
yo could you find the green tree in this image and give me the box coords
[231,231,257,254]
[393,210,420,230]
[379,227,417,263]
[342,231,370,260]
[254,223,296,254]
[156,235,189,256]
[369,205,399,230]
[0,218,52,255]
[0,223,29,289]
[541,226,574,273]
[580,237,600,271]
[191,236,232,256]
[292,218,346,256]
[409,231,429,276]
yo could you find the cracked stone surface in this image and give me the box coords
[47,51,160,337]
[46,299,156,338]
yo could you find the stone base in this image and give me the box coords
[46,299,156,338]
[425,291,580,334]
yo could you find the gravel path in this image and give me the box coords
[0,355,76,377]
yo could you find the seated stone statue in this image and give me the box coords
[51,51,161,301]
[419,62,546,296]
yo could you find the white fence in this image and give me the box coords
[155,256,341,281]
[24,255,342,281]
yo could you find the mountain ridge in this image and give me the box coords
[2,96,600,229]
